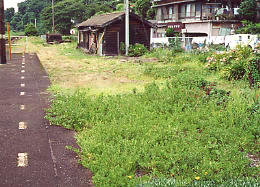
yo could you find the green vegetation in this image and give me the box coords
[5,0,155,35]
[204,45,260,87]
[24,23,38,36]
[129,44,148,57]
[45,43,260,186]
[236,21,260,34]
[165,28,177,37]
[238,0,257,23]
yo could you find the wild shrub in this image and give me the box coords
[128,43,148,57]
[24,23,38,36]
[165,28,176,37]
[120,42,126,55]
[168,38,184,54]
[203,45,260,84]
[247,54,260,88]
[208,44,226,52]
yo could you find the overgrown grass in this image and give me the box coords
[16,37,154,94]
[21,37,258,186]
[46,70,259,186]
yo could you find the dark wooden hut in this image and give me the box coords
[77,12,153,56]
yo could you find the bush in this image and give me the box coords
[236,21,260,34]
[24,23,38,36]
[208,44,226,52]
[168,38,184,53]
[165,28,176,37]
[120,42,126,55]
[247,54,260,88]
[204,45,254,80]
[128,43,148,57]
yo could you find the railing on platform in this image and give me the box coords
[5,36,28,59]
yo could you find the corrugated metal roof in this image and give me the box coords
[77,12,125,27]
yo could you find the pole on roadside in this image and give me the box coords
[52,0,55,33]
[0,0,6,64]
[125,0,129,56]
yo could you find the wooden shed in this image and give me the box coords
[77,12,153,56]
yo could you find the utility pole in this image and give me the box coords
[52,0,55,33]
[0,0,6,64]
[125,0,129,56]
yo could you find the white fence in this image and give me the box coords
[151,34,260,51]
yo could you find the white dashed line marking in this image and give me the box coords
[22,66,25,68]
[21,83,25,87]
[22,62,25,65]
[19,122,27,129]
[21,76,25,80]
[21,70,25,73]
[17,153,28,167]
[20,92,25,96]
[20,105,25,110]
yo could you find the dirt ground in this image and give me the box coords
[20,38,159,94]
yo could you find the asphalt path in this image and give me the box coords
[0,53,92,187]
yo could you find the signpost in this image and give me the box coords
[0,0,6,64]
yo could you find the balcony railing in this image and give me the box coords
[156,8,238,22]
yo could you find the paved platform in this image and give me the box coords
[0,53,92,187]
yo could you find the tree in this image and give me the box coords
[10,13,24,31]
[4,8,15,22]
[132,0,155,19]
[41,0,87,35]
[24,23,38,36]
[238,0,257,22]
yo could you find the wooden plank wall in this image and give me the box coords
[103,18,151,55]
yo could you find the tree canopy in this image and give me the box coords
[238,0,257,22]
[5,0,155,35]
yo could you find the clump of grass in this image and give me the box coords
[46,73,259,186]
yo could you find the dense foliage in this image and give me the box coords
[128,43,148,57]
[202,45,260,87]
[238,0,257,22]
[5,0,155,35]
[236,21,260,34]
[24,23,38,36]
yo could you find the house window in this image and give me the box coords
[180,4,185,18]
[156,7,162,21]
[186,4,191,17]
[180,3,197,18]
[195,2,201,17]
[191,3,196,17]
[169,6,174,19]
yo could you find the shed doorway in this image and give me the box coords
[103,32,120,56]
